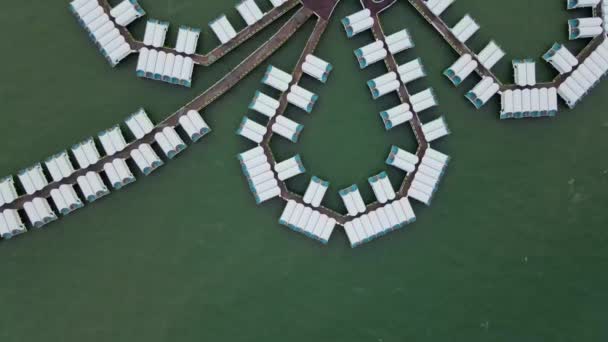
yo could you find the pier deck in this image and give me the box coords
[99,0,301,67]
[406,0,607,91]
[0,6,314,213]
[2,0,606,225]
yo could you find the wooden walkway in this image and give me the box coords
[253,0,432,224]
[300,0,340,20]
[327,10,430,221]
[406,0,607,91]
[4,0,604,221]
[0,7,314,213]
[98,0,301,67]
[257,17,344,222]
[369,17,429,198]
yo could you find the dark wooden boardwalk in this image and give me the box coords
[301,0,340,20]
[99,0,301,66]
[3,0,604,223]
[406,0,606,91]
[369,16,429,199]
[255,0,430,224]
[258,17,343,222]
[0,7,314,213]
[361,0,397,16]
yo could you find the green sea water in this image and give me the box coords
[0,0,606,341]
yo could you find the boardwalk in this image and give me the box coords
[406,0,607,91]
[369,16,428,197]
[251,0,432,224]
[0,7,314,213]
[4,0,603,220]
[98,0,301,66]
[301,0,340,20]
[257,18,345,223]
[324,11,431,219]
[546,34,606,87]
[406,0,504,87]
[362,0,396,15]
